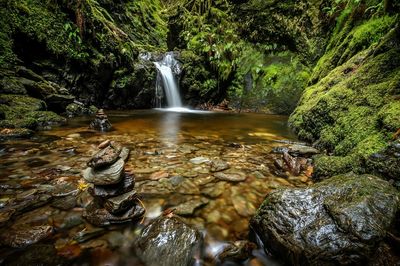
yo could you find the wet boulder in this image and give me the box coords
[87,144,121,169]
[366,139,400,184]
[83,200,145,227]
[1,225,53,248]
[135,216,203,266]
[251,174,400,265]
[89,173,135,198]
[83,158,125,185]
[89,109,112,132]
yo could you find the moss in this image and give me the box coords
[312,15,396,83]
[378,101,400,131]
[291,14,400,179]
[313,155,354,180]
[0,94,64,129]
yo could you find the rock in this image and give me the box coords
[0,209,15,227]
[45,94,75,112]
[287,144,319,156]
[73,228,105,243]
[214,170,246,182]
[87,145,121,169]
[283,151,301,176]
[201,182,226,198]
[210,159,229,172]
[149,170,169,180]
[189,157,210,164]
[51,195,77,210]
[174,198,209,216]
[0,128,34,140]
[231,187,256,217]
[89,109,112,132]
[135,217,203,266]
[2,244,66,266]
[169,175,185,186]
[1,225,53,248]
[83,200,145,226]
[89,173,135,198]
[251,174,400,265]
[119,147,130,161]
[366,139,400,182]
[98,139,111,149]
[104,190,137,214]
[216,240,257,263]
[83,158,124,185]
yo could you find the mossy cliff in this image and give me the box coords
[289,1,400,180]
[0,0,168,130]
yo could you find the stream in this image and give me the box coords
[0,109,311,265]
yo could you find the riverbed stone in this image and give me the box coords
[251,174,400,265]
[135,216,203,266]
[214,169,246,182]
[83,158,124,185]
[89,173,135,198]
[83,200,145,226]
[189,156,210,164]
[1,225,53,248]
[87,145,121,169]
[210,159,230,172]
[174,198,209,216]
[104,190,137,214]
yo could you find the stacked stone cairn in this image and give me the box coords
[82,140,145,226]
[90,109,112,131]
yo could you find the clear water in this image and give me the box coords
[0,110,309,265]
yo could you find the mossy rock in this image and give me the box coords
[0,94,65,129]
[290,18,400,178]
[0,77,27,94]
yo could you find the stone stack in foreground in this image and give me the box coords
[82,141,145,226]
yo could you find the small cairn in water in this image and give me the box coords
[82,140,145,226]
[90,109,112,131]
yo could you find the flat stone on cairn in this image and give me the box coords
[82,141,144,226]
[90,109,112,131]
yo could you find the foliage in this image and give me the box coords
[290,12,400,178]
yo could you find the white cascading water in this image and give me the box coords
[154,52,183,108]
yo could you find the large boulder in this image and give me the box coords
[251,174,400,265]
[135,216,203,266]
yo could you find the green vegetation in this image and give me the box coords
[0,94,65,129]
[290,5,400,178]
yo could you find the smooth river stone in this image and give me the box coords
[1,225,53,248]
[83,158,124,185]
[210,159,230,172]
[189,157,210,165]
[214,170,246,182]
[83,201,145,227]
[87,145,121,169]
[174,198,209,216]
[104,190,137,214]
[89,173,135,198]
[119,147,130,161]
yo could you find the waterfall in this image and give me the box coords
[154,52,183,108]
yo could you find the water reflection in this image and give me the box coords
[159,111,182,146]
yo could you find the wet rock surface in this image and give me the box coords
[82,140,143,227]
[251,174,400,265]
[1,225,53,248]
[135,216,202,266]
[89,109,112,132]
[89,173,135,198]
[367,138,400,183]
[83,158,125,185]
[0,111,312,264]
[87,144,121,169]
